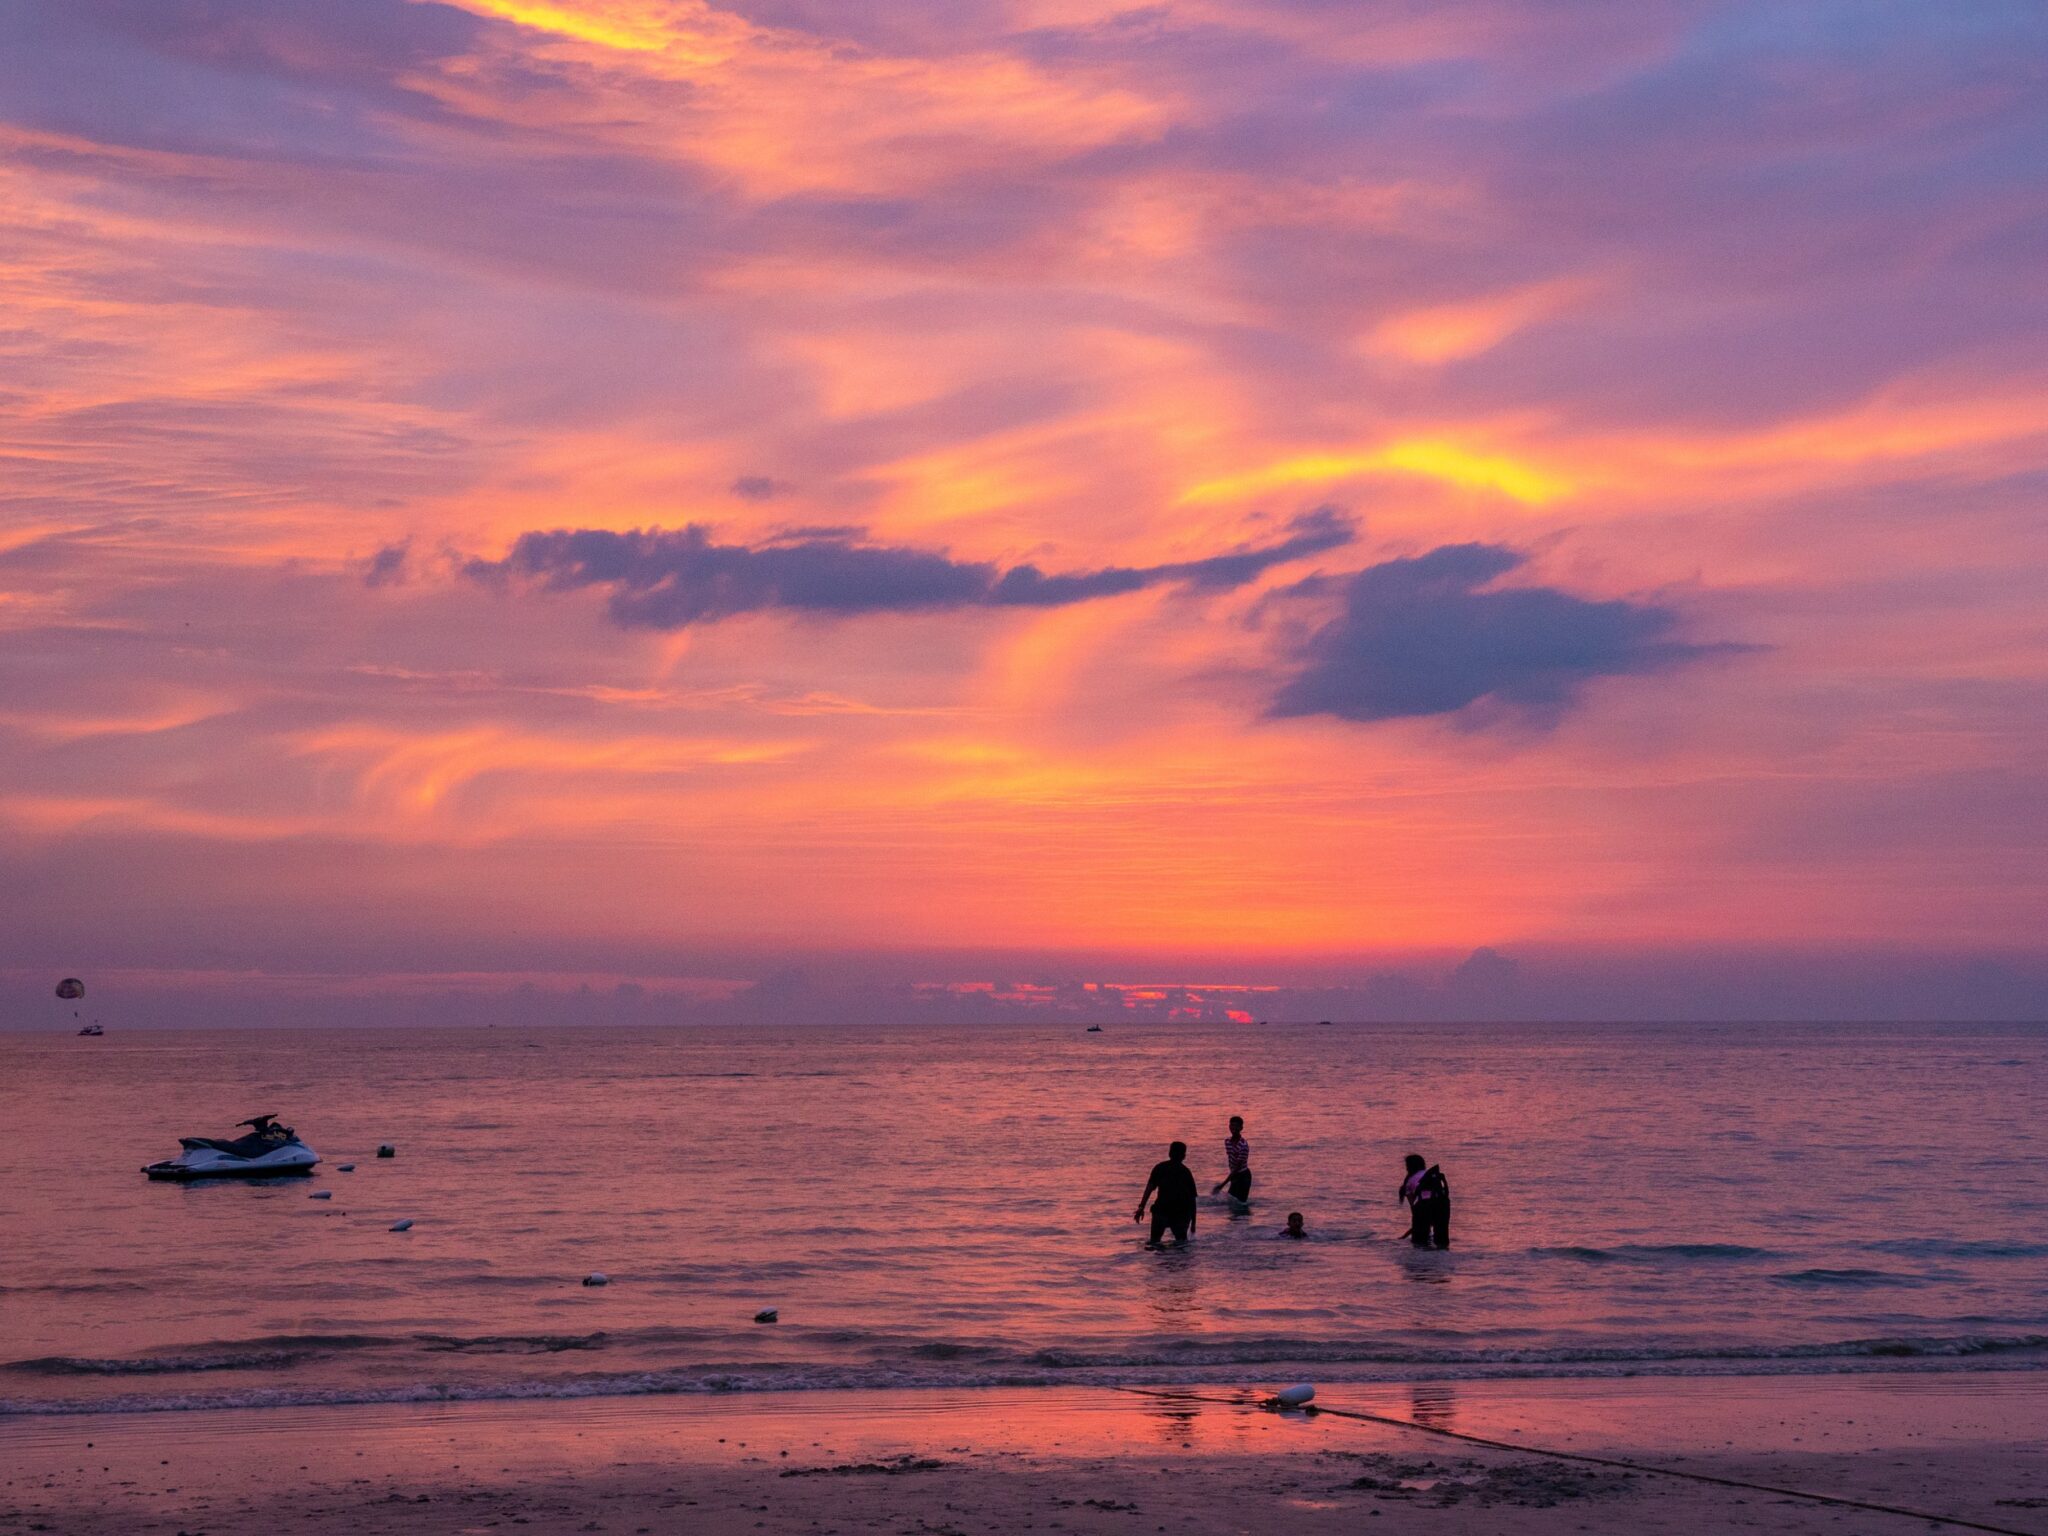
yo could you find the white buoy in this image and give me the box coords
[583,1272,609,1287]
[1274,1384,1315,1407]
[754,1307,778,1324]
[389,1218,414,1232]
[309,1190,332,1200]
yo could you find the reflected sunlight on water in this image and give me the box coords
[1,1021,2043,1414]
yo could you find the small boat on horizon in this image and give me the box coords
[1086,1024,1104,1032]
[77,1024,103,1036]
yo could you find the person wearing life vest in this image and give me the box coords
[1399,1153,1450,1248]
[1211,1115,1252,1204]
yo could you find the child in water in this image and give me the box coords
[1212,1115,1251,1203]
[1281,1211,1306,1239]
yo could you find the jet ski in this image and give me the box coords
[143,1114,319,1181]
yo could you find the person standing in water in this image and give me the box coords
[1212,1115,1252,1203]
[1135,1141,1199,1248]
[1399,1153,1451,1248]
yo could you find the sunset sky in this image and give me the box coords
[4,0,2045,1023]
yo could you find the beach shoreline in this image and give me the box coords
[5,1371,2044,1536]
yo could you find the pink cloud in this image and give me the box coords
[1,0,2044,1016]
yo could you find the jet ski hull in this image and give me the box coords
[143,1143,319,1180]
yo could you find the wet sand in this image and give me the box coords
[3,1374,2045,1536]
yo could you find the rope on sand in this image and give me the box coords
[1111,1386,2039,1536]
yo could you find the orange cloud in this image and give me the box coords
[430,0,1169,200]
[1181,438,1573,506]
[2,0,2043,999]
[1369,276,1598,364]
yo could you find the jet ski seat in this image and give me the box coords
[178,1129,292,1157]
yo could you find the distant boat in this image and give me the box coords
[77,1024,103,1036]
[1316,1020,1333,1026]
[1086,1024,1104,1032]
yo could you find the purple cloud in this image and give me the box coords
[363,542,409,588]
[466,509,1354,628]
[1270,543,1745,723]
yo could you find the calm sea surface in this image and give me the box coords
[1,1022,2044,1415]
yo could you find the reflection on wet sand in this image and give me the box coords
[1409,1382,1458,1432]
[1135,1387,1206,1450]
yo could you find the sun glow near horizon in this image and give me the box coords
[1,0,2045,1018]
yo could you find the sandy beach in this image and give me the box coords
[5,1373,2045,1536]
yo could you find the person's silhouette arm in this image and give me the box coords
[1134,1167,1159,1223]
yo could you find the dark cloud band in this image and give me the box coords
[1269,542,1745,724]
[458,509,1354,628]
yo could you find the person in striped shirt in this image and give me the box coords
[1212,1115,1252,1203]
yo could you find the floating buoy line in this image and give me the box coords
[1111,1386,2037,1536]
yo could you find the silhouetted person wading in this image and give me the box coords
[1400,1153,1450,1248]
[1135,1141,1198,1248]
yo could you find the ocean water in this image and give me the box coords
[1,1021,2044,1416]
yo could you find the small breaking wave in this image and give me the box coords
[417,1332,612,1355]
[9,1350,319,1377]
[1772,1268,1928,1289]
[1534,1243,1775,1266]
[6,1331,2045,1415]
[0,1327,704,1377]
[0,1281,148,1297]
[1864,1239,2048,1261]
[1015,1332,2048,1371]
[3,1334,397,1376]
